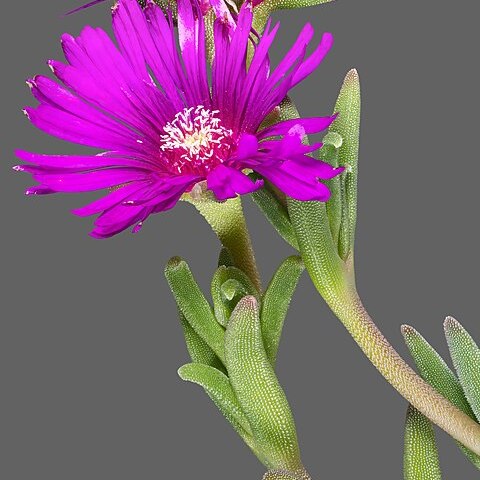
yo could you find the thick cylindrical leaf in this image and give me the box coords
[178,311,225,373]
[402,324,480,469]
[261,256,304,365]
[444,317,480,422]
[178,364,255,446]
[329,69,361,261]
[404,405,442,480]
[211,265,259,327]
[263,469,311,480]
[318,133,342,247]
[402,325,474,415]
[165,257,225,363]
[225,296,303,471]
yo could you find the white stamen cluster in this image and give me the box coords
[159,105,233,174]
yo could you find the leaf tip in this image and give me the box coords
[401,324,417,338]
[444,315,460,332]
[165,256,185,271]
[177,363,192,381]
[345,68,359,84]
[236,295,259,310]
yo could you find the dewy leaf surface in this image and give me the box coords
[165,257,225,363]
[178,310,225,373]
[444,317,480,422]
[402,324,480,469]
[211,265,259,327]
[404,405,442,480]
[328,69,361,260]
[225,296,302,471]
[178,363,253,439]
[261,256,304,365]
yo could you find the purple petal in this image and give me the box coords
[207,164,263,200]
[282,155,345,181]
[71,182,148,217]
[15,150,150,170]
[255,163,331,202]
[91,204,151,238]
[32,169,148,193]
[291,32,334,87]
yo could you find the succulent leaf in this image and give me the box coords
[211,265,259,327]
[404,405,442,480]
[178,363,253,440]
[402,324,480,469]
[328,69,361,261]
[261,256,305,365]
[263,469,311,480]
[318,137,341,247]
[444,317,480,422]
[165,257,226,363]
[178,310,226,372]
[225,296,303,471]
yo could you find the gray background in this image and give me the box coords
[1,0,479,478]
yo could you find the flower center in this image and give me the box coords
[159,106,233,175]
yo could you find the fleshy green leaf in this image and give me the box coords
[261,256,304,365]
[404,405,442,480]
[402,324,480,469]
[165,257,225,363]
[281,97,348,300]
[225,296,302,471]
[444,317,480,422]
[211,265,259,327]
[251,179,299,250]
[329,69,361,261]
[402,325,474,415]
[318,134,342,247]
[178,363,254,443]
[178,311,225,373]
[263,469,311,480]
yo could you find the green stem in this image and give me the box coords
[331,288,480,456]
[187,193,262,292]
[289,198,480,455]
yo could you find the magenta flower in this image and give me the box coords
[16,0,342,238]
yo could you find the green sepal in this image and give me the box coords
[402,324,480,468]
[165,257,225,363]
[225,296,303,471]
[261,256,304,365]
[178,311,226,373]
[211,265,260,327]
[444,317,480,422]
[178,363,255,446]
[251,177,299,250]
[329,69,361,261]
[404,405,442,480]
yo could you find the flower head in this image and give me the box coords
[17,0,342,238]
